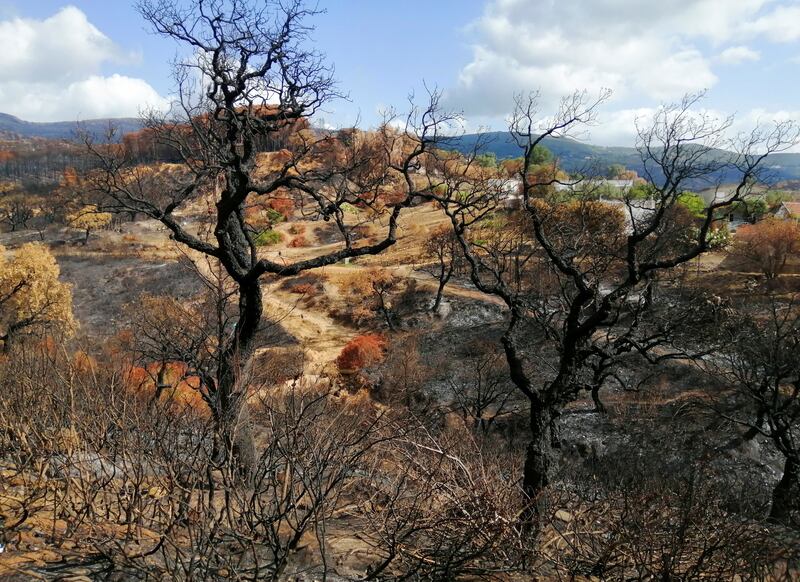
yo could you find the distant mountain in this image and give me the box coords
[0,113,143,141]
[437,131,800,187]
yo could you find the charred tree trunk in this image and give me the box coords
[149,362,170,407]
[431,263,453,315]
[522,402,558,501]
[501,317,560,517]
[212,389,256,478]
[591,384,606,413]
[377,293,395,331]
[211,279,262,476]
[769,455,800,524]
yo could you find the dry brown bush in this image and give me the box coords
[1,341,798,580]
[534,470,800,580]
[730,217,800,279]
[336,334,386,374]
[288,235,308,247]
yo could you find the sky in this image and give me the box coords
[1,0,800,147]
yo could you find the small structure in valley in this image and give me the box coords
[774,201,800,221]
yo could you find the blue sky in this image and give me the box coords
[1,0,800,147]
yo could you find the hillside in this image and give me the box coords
[0,112,142,140]
[5,113,800,186]
[439,131,800,185]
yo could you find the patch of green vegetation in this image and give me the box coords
[730,197,768,220]
[432,184,448,197]
[254,229,283,246]
[480,212,507,230]
[765,190,793,209]
[593,183,623,200]
[628,183,657,200]
[677,192,706,218]
[266,208,285,224]
[340,202,360,215]
[474,152,497,168]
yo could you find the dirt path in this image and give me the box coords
[310,263,507,307]
[258,263,505,375]
[39,201,502,375]
[260,282,357,374]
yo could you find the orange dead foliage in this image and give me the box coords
[125,361,208,414]
[731,217,800,279]
[289,283,316,295]
[267,196,295,218]
[336,334,386,373]
[72,351,97,373]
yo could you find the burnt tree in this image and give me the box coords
[713,295,800,525]
[82,0,441,471]
[411,90,798,512]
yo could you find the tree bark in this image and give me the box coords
[432,279,446,314]
[149,362,170,407]
[522,402,558,506]
[211,279,262,476]
[431,264,453,314]
[212,395,256,478]
[769,455,800,524]
[591,384,606,413]
[501,314,560,515]
[377,294,395,331]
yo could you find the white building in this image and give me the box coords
[488,177,523,208]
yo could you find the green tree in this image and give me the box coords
[475,152,497,168]
[607,163,627,178]
[677,192,706,217]
[628,183,656,200]
[530,145,553,165]
[766,190,793,209]
[738,196,768,221]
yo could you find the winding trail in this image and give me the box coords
[258,263,505,376]
[260,281,357,374]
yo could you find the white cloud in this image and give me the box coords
[589,108,657,147]
[717,46,761,64]
[449,0,798,124]
[553,105,800,151]
[743,4,800,42]
[0,6,166,121]
[0,75,168,122]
